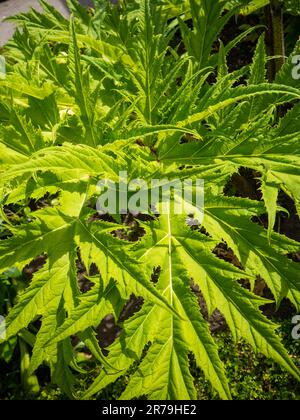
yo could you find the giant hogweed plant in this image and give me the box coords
[0,0,300,399]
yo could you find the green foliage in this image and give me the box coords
[227,0,300,15]
[0,0,299,400]
[195,321,300,400]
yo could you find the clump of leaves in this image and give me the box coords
[0,0,300,400]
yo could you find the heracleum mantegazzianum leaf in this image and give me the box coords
[0,0,300,399]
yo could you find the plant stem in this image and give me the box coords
[265,0,286,80]
[19,338,40,395]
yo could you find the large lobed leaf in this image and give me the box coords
[0,0,299,400]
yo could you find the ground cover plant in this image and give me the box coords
[0,0,300,400]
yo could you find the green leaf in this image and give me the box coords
[1,0,300,401]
